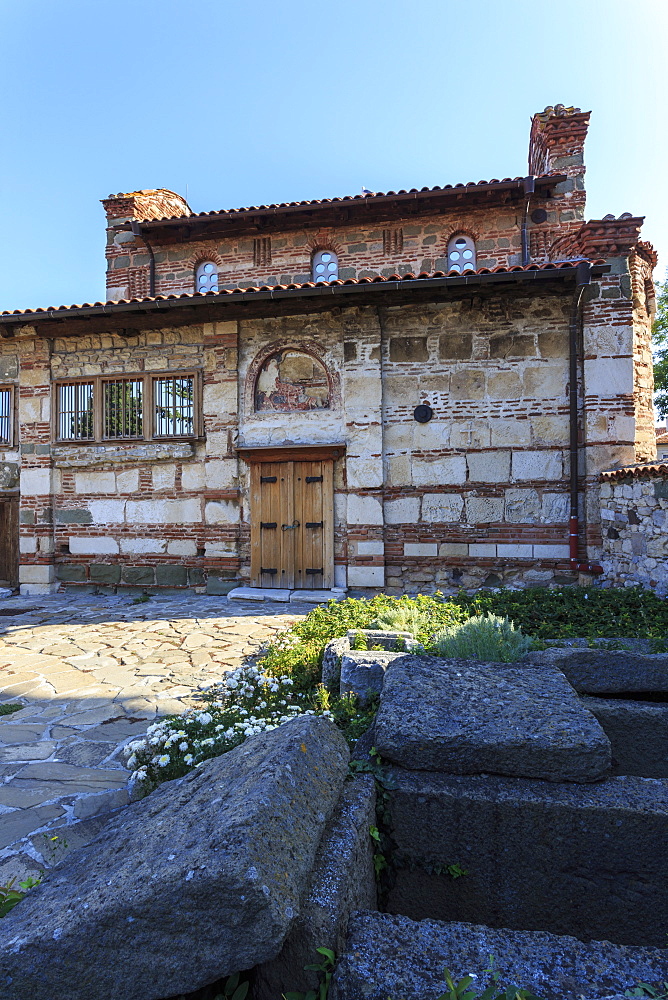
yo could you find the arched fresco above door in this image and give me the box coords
[254,349,330,411]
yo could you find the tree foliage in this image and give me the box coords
[652,274,668,418]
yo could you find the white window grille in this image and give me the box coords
[0,389,12,445]
[57,382,94,441]
[196,261,219,293]
[154,376,195,437]
[312,249,339,282]
[103,379,144,439]
[447,234,476,273]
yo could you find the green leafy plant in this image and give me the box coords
[625,984,668,998]
[432,613,533,663]
[0,876,41,917]
[444,863,468,879]
[0,703,22,716]
[213,971,249,1000]
[370,604,431,636]
[132,592,151,604]
[283,947,336,1000]
[421,958,545,1000]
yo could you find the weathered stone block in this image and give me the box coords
[347,495,384,525]
[330,912,668,1000]
[486,370,522,399]
[88,500,126,524]
[55,564,87,582]
[421,494,464,523]
[489,334,536,358]
[119,537,166,555]
[204,500,238,524]
[155,565,188,587]
[438,333,472,360]
[255,777,376,1000]
[69,537,119,555]
[525,648,668,695]
[403,542,437,557]
[74,472,116,494]
[374,656,610,781]
[523,365,566,400]
[0,356,18,379]
[122,566,155,586]
[54,508,92,525]
[347,566,384,588]
[322,636,351,689]
[206,574,237,595]
[512,450,562,482]
[0,716,350,1000]
[0,464,19,490]
[412,454,465,487]
[450,370,485,400]
[127,499,202,524]
[464,495,504,523]
[340,651,400,703]
[466,450,511,483]
[386,771,668,946]
[585,696,668,778]
[504,488,540,523]
[89,564,121,585]
[389,337,428,362]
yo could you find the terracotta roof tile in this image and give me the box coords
[136,174,564,225]
[601,463,668,481]
[0,261,599,319]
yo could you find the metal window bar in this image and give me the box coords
[0,390,11,444]
[103,379,143,439]
[58,383,94,440]
[153,377,194,437]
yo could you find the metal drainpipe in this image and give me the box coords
[520,176,535,266]
[569,260,603,574]
[130,221,156,296]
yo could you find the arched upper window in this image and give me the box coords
[195,261,219,293]
[312,249,338,282]
[447,234,476,273]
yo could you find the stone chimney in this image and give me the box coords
[101,189,192,302]
[529,105,590,222]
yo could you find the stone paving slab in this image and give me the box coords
[0,592,309,881]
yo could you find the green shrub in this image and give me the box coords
[370,604,431,636]
[432,613,533,663]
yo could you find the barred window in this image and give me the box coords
[0,388,14,446]
[54,373,199,443]
[103,379,143,439]
[154,376,194,437]
[57,382,94,441]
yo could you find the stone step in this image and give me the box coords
[329,911,668,1000]
[374,655,611,782]
[386,769,668,947]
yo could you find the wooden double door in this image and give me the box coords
[250,460,333,589]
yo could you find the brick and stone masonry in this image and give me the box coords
[0,105,660,596]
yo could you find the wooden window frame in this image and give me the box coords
[0,386,15,448]
[52,371,202,444]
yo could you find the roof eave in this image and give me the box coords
[0,265,609,337]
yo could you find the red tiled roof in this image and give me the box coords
[655,429,668,443]
[125,174,565,226]
[601,463,668,481]
[0,261,599,319]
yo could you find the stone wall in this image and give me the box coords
[12,256,658,596]
[600,470,668,596]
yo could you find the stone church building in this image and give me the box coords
[0,105,658,597]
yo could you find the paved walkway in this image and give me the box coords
[0,594,309,884]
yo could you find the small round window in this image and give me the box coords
[196,260,219,293]
[312,249,339,282]
[447,234,476,274]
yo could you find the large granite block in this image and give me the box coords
[339,651,400,705]
[386,769,668,947]
[526,648,668,694]
[254,776,376,999]
[0,716,350,1000]
[374,655,611,781]
[329,912,668,1000]
[584,696,668,777]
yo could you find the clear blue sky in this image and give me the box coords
[1,0,666,312]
